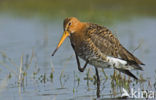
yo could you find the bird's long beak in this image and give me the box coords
[52,31,70,56]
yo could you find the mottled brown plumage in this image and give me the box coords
[63,17,144,70]
[83,23,144,68]
[52,17,145,97]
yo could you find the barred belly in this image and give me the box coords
[76,44,132,70]
[76,42,112,69]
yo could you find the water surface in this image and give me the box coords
[0,1,156,99]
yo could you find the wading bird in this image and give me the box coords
[52,17,144,98]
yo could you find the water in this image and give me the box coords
[0,8,156,100]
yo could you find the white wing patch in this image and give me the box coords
[106,56,133,70]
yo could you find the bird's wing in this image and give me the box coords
[86,23,144,66]
[86,23,121,58]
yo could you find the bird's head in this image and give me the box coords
[52,17,82,56]
[63,17,82,34]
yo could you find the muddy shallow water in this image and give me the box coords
[0,1,156,99]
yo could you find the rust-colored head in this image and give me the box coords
[63,17,82,33]
[52,17,82,56]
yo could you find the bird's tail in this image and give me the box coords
[119,46,145,70]
[116,68,138,80]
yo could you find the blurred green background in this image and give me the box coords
[0,0,156,23]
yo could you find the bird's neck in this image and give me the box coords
[69,23,87,48]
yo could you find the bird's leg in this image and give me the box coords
[75,53,88,72]
[71,43,88,72]
[95,67,100,98]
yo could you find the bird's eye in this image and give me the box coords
[68,22,71,26]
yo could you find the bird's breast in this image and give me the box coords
[70,33,111,68]
[70,36,105,61]
[72,39,94,60]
